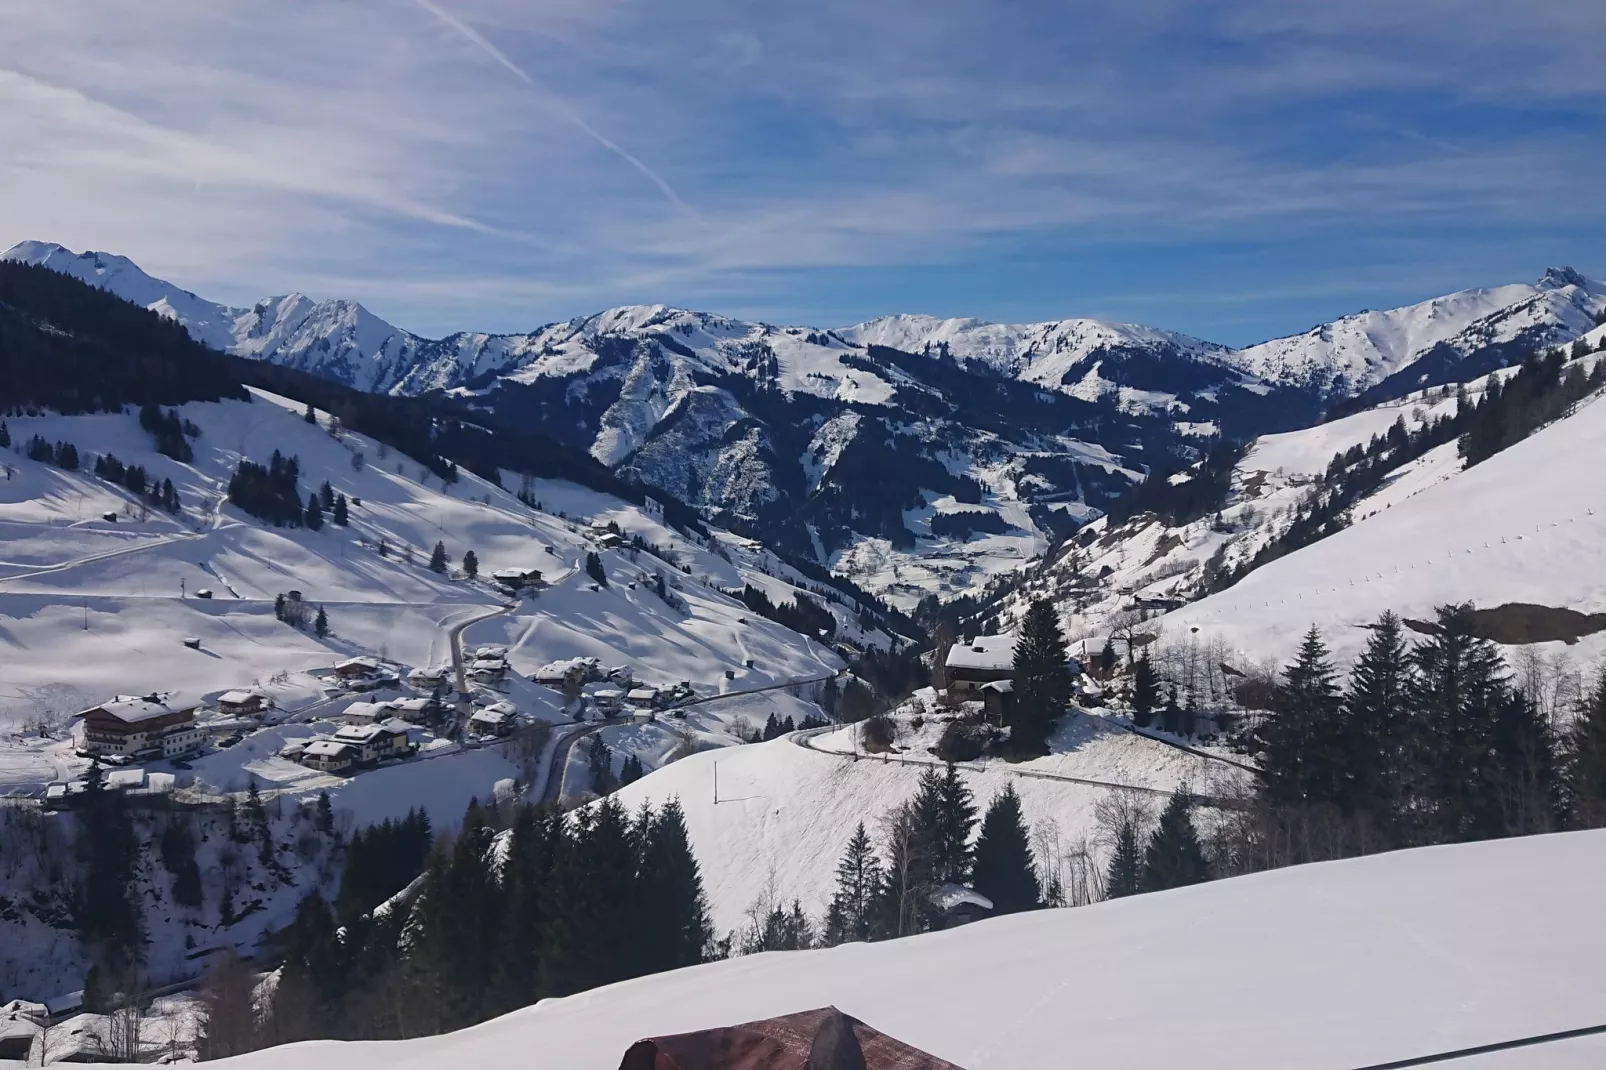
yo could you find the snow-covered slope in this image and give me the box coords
[173,828,1606,1069]
[609,709,1237,935]
[1158,377,1606,668]
[1231,267,1606,398]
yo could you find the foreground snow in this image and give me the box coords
[176,829,1606,1069]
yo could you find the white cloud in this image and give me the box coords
[3,0,1604,336]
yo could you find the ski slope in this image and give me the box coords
[178,828,1606,1070]
[1161,388,1606,667]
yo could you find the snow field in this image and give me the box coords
[192,828,1606,1070]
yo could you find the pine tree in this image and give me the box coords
[910,763,976,886]
[0,420,9,448]
[1256,626,1345,809]
[1408,604,1516,840]
[1009,598,1071,754]
[585,551,608,587]
[429,541,448,573]
[1097,638,1116,677]
[1131,653,1160,728]
[823,822,881,945]
[274,592,286,622]
[332,493,348,526]
[619,753,644,785]
[635,800,711,973]
[303,402,317,424]
[1566,674,1606,827]
[586,734,614,794]
[319,481,335,510]
[1103,816,1144,899]
[1141,790,1209,892]
[970,784,1040,914]
[1343,612,1414,828]
[314,606,329,638]
[315,791,334,834]
[462,550,478,579]
[304,493,323,531]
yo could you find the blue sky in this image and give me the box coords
[3,0,1605,345]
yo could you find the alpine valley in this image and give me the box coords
[12,241,1603,612]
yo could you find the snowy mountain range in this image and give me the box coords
[8,240,1603,605]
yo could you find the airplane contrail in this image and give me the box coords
[414,0,692,215]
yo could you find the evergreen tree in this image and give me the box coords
[1103,816,1144,899]
[405,805,502,1032]
[1407,605,1517,840]
[315,790,334,834]
[319,480,335,510]
[314,606,329,638]
[635,800,711,973]
[1131,653,1160,729]
[585,551,608,587]
[1343,612,1414,828]
[1141,790,1210,892]
[462,549,478,579]
[538,797,640,995]
[304,402,317,424]
[1256,626,1345,809]
[910,763,976,885]
[0,420,8,448]
[822,822,881,945]
[619,753,645,785]
[274,592,287,622]
[304,493,324,531]
[1009,598,1071,754]
[1566,673,1606,827]
[494,806,556,1008]
[970,784,1040,914]
[332,493,349,526]
[586,734,615,794]
[1097,638,1116,677]
[429,541,448,573]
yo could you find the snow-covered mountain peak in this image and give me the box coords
[1537,265,1595,292]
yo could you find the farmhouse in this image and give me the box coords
[332,722,411,763]
[76,694,203,760]
[341,700,394,725]
[468,708,514,737]
[408,665,449,688]
[944,635,1016,692]
[216,689,268,717]
[387,697,434,722]
[944,634,1082,693]
[333,656,382,681]
[300,739,357,773]
[490,567,544,591]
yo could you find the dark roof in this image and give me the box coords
[617,1006,963,1070]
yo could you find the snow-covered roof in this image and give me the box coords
[302,739,356,758]
[980,679,1013,694]
[335,656,381,671]
[217,689,266,705]
[82,693,194,723]
[333,723,399,743]
[474,645,509,658]
[388,697,432,712]
[627,687,659,701]
[927,882,994,913]
[591,688,626,700]
[483,701,517,715]
[470,658,506,670]
[945,635,1015,672]
[470,710,509,725]
[105,768,146,789]
[342,700,394,721]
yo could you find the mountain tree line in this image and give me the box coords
[257,796,711,1045]
[93,453,180,512]
[1219,603,1606,872]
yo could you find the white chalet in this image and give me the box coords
[300,739,357,773]
[216,689,269,717]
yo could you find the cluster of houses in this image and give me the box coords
[532,656,689,719]
[467,645,511,684]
